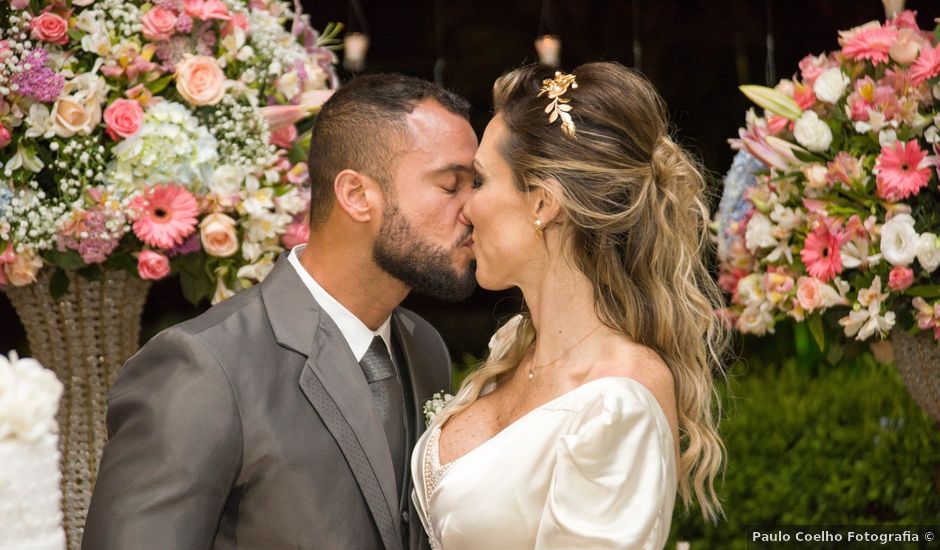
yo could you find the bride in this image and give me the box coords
[411,62,727,549]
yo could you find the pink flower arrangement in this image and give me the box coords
[718,10,940,344]
[0,0,341,303]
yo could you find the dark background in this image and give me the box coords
[3,0,939,361]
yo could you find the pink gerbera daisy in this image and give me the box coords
[131,184,199,249]
[910,43,940,86]
[800,222,845,283]
[874,140,932,201]
[841,25,899,65]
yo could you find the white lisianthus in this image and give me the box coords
[793,111,833,152]
[745,213,777,252]
[813,68,850,104]
[917,232,940,273]
[880,214,919,266]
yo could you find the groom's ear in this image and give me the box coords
[334,169,381,223]
[531,179,564,225]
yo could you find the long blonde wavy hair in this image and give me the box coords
[434,62,729,522]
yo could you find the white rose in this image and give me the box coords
[813,68,850,104]
[745,213,777,252]
[880,214,919,266]
[793,111,833,152]
[51,96,95,138]
[917,232,940,273]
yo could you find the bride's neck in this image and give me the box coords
[520,256,606,363]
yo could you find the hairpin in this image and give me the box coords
[538,71,578,137]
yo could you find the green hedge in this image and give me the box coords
[669,354,940,548]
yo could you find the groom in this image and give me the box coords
[82,74,478,549]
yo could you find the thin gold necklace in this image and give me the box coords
[527,325,602,381]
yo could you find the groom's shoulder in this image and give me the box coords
[159,283,267,344]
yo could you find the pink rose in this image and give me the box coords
[888,265,914,291]
[269,124,297,149]
[281,221,309,249]
[30,12,69,45]
[142,7,178,41]
[137,250,171,280]
[796,276,829,312]
[103,99,143,140]
[0,125,11,148]
[175,55,226,106]
[199,213,239,257]
[183,0,230,20]
[222,12,249,37]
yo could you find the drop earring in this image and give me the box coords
[534,219,544,237]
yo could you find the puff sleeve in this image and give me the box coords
[534,381,677,550]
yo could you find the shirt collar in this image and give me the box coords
[288,245,392,361]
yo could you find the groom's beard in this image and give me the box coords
[373,201,477,301]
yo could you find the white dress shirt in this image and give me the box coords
[288,245,393,362]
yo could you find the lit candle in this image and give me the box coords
[343,32,370,72]
[535,34,561,67]
[881,0,905,17]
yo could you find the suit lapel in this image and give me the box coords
[261,255,401,550]
[391,312,435,444]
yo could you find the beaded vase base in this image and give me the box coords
[891,329,940,424]
[3,269,151,550]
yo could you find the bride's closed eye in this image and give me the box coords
[471,177,484,189]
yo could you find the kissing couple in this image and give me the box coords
[84,62,726,550]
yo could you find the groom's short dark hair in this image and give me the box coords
[306,74,471,227]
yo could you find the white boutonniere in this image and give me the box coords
[423,391,454,427]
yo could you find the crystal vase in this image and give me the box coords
[891,329,940,424]
[3,269,151,550]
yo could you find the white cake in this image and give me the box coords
[0,352,65,550]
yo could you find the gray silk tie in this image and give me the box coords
[359,335,405,494]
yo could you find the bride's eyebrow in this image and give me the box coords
[472,160,487,176]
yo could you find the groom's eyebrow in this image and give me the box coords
[430,163,474,176]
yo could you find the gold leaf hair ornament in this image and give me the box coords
[538,71,578,137]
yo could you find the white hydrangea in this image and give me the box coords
[106,101,219,192]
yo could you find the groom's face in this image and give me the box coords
[372,99,478,300]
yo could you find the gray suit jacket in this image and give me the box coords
[82,255,451,550]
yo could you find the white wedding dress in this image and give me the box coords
[411,376,677,550]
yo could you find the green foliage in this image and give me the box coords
[451,353,481,393]
[670,355,940,549]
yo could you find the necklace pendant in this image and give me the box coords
[528,369,534,380]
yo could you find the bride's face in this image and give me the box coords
[464,115,542,290]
